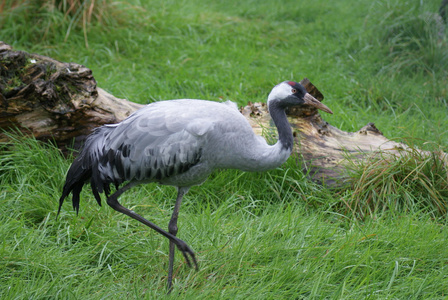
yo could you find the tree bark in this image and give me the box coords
[0,41,142,152]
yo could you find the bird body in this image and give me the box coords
[63,98,294,208]
[58,81,333,292]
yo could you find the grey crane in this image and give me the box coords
[58,81,333,292]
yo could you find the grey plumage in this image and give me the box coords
[58,81,333,292]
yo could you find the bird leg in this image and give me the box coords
[105,183,198,273]
[167,187,189,293]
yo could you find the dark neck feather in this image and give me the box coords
[268,101,293,151]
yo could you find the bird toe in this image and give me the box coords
[175,239,198,270]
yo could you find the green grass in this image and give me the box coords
[1,0,448,298]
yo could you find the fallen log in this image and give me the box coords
[1,42,445,187]
[0,41,142,151]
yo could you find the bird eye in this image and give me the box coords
[291,88,297,94]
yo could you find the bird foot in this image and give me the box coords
[174,238,198,270]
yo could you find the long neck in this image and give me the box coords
[216,101,294,172]
[230,101,293,172]
[269,101,294,152]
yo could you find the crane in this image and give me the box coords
[57,81,333,292]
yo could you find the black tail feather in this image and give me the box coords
[58,126,112,216]
[71,183,83,214]
[57,194,67,217]
[57,166,91,216]
[90,177,102,207]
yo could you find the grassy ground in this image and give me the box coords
[1,0,448,298]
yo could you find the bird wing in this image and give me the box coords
[98,100,217,184]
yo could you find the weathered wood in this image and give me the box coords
[0,41,142,151]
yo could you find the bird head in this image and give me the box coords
[267,81,333,114]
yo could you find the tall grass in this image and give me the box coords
[343,145,448,219]
[1,134,448,298]
[0,132,69,224]
[0,0,129,47]
[367,0,448,76]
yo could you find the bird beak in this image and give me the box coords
[303,93,333,114]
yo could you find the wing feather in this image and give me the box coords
[99,101,211,183]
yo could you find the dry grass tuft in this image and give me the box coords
[344,146,448,219]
